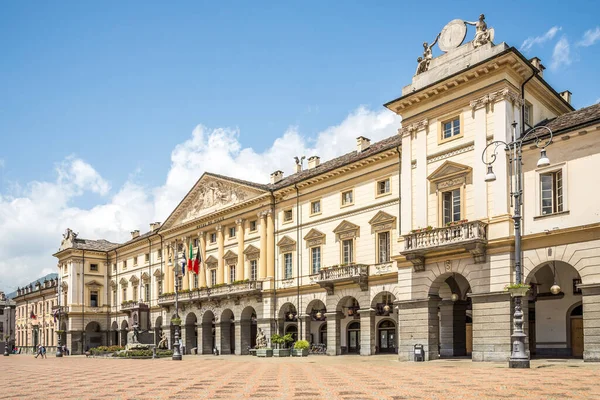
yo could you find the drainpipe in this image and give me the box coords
[158,233,164,332]
[396,146,401,232]
[520,67,538,138]
[106,251,110,346]
[114,248,118,345]
[270,191,277,333]
[147,237,152,314]
[81,249,85,354]
[294,184,301,339]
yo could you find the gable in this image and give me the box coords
[333,220,360,234]
[161,174,268,230]
[85,280,103,288]
[427,161,472,183]
[303,228,325,241]
[277,236,297,247]
[368,211,396,226]
[243,244,260,255]
[224,250,238,262]
[205,255,218,264]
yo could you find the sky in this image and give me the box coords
[1,1,599,292]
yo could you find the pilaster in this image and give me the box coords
[325,311,342,356]
[266,210,275,279]
[259,212,267,279]
[236,219,245,281]
[198,232,207,288]
[216,225,225,285]
[358,309,376,356]
[396,296,440,361]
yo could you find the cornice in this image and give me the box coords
[398,118,429,138]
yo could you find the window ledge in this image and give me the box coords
[533,210,570,220]
[309,212,322,217]
[340,203,354,208]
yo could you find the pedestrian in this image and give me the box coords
[35,345,42,359]
[41,345,47,359]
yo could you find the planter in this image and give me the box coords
[273,348,291,357]
[292,348,308,357]
[506,287,530,297]
[249,349,257,356]
[256,348,273,357]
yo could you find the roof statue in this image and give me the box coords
[415,14,495,76]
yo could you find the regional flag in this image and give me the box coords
[180,251,187,276]
[188,241,194,271]
[193,247,201,275]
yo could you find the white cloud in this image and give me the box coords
[577,27,600,47]
[550,36,572,70]
[520,26,561,52]
[0,107,400,292]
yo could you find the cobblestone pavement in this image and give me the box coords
[1,354,599,400]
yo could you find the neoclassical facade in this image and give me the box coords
[53,18,600,361]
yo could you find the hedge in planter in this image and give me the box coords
[292,340,309,357]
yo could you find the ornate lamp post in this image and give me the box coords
[172,246,182,361]
[56,282,63,358]
[482,122,553,369]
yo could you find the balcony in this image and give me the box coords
[157,280,263,307]
[317,263,369,295]
[51,305,69,315]
[401,220,488,271]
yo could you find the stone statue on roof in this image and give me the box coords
[466,14,494,48]
[415,33,441,75]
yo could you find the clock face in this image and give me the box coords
[439,19,467,52]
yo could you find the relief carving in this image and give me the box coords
[180,180,251,224]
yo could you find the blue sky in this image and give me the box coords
[0,1,599,291]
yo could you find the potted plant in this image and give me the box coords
[504,283,531,297]
[271,334,291,357]
[171,317,182,326]
[256,347,273,357]
[292,340,309,357]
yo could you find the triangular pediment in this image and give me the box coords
[368,211,396,226]
[141,272,150,280]
[119,278,128,285]
[205,255,218,264]
[109,280,117,288]
[333,220,360,234]
[277,236,297,247]
[223,250,238,261]
[243,244,260,255]
[428,161,472,182]
[85,280,103,287]
[129,275,139,284]
[303,228,325,241]
[153,268,163,277]
[161,173,268,230]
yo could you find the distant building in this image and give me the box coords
[0,291,16,353]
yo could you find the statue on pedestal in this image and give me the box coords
[158,330,168,349]
[255,328,267,349]
[466,14,493,48]
[415,33,441,75]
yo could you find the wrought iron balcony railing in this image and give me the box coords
[157,280,263,306]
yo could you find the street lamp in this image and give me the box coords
[56,282,63,358]
[481,121,553,369]
[172,261,182,361]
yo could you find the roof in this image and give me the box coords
[72,238,120,252]
[537,102,600,133]
[204,172,270,191]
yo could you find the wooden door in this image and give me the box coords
[465,323,472,356]
[571,318,584,357]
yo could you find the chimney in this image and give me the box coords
[559,90,572,104]
[356,136,371,153]
[270,170,284,184]
[308,156,320,169]
[150,222,161,232]
[131,230,140,239]
[529,57,545,77]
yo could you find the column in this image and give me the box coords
[236,219,245,281]
[470,292,512,362]
[359,309,376,356]
[300,315,310,342]
[214,323,222,354]
[396,296,440,361]
[182,239,190,291]
[266,210,275,279]
[492,99,511,217]
[167,244,175,293]
[400,130,412,234]
[259,212,267,279]
[234,321,243,355]
[581,284,600,361]
[325,311,342,356]
[216,225,224,285]
[472,103,488,220]
[198,232,207,288]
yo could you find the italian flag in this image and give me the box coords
[187,241,194,272]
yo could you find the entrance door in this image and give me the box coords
[465,323,472,356]
[347,321,360,353]
[378,320,396,353]
[571,318,584,357]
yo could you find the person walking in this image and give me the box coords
[35,345,42,359]
[41,345,47,359]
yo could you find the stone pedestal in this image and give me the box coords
[439,300,467,357]
[325,312,342,356]
[581,284,600,362]
[470,292,511,362]
[358,309,375,356]
[396,296,440,361]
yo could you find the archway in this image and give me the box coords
[336,296,360,355]
[526,260,583,358]
[85,321,104,350]
[429,272,472,359]
[305,299,327,345]
[278,302,297,336]
[201,311,215,354]
[240,306,257,354]
[285,325,298,343]
[120,320,129,347]
[154,316,163,347]
[111,321,119,346]
[371,291,397,355]
[220,309,235,355]
[185,313,197,355]
[60,321,68,349]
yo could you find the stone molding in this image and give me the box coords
[470,88,523,110]
[399,118,429,137]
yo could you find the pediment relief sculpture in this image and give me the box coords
[304,228,326,248]
[368,211,396,226]
[153,268,163,277]
[119,278,128,286]
[224,250,238,262]
[59,228,77,251]
[333,220,360,240]
[428,161,472,192]
[205,255,218,265]
[109,280,117,288]
[243,244,260,255]
[129,275,139,284]
[277,236,297,247]
[84,280,103,288]
[141,272,150,281]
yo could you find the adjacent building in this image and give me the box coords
[52,16,600,361]
[0,291,16,354]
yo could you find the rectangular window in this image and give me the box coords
[210,233,217,244]
[310,200,321,215]
[229,265,236,283]
[377,179,391,196]
[342,239,353,264]
[524,103,532,127]
[122,287,127,302]
[133,256,138,266]
[193,238,198,248]
[283,209,293,222]
[176,276,182,290]
[540,170,563,215]
[284,253,293,279]
[250,260,257,281]
[145,253,150,264]
[90,291,98,307]
[210,269,217,286]
[123,260,127,270]
[158,280,163,295]
[90,264,98,272]
[229,227,236,238]
[133,286,138,301]
[378,231,391,263]
[113,290,117,305]
[113,263,117,273]
[157,249,162,259]
[249,220,257,232]
[311,247,321,274]
[442,117,460,139]
[341,190,354,206]
[193,274,198,289]
[443,189,461,225]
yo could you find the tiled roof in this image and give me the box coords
[73,238,120,252]
[537,103,600,133]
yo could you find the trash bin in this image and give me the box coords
[414,344,424,362]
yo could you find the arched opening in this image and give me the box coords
[240,306,257,354]
[336,296,361,355]
[201,311,215,354]
[278,302,297,336]
[347,321,361,354]
[526,260,583,358]
[110,321,119,346]
[220,309,235,355]
[285,324,298,344]
[185,313,197,355]
[120,320,129,347]
[85,321,104,350]
[429,272,472,359]
[60,321,68,349]
[154,316,163,347]
[305,299,327,346]
[372,291,397,355]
